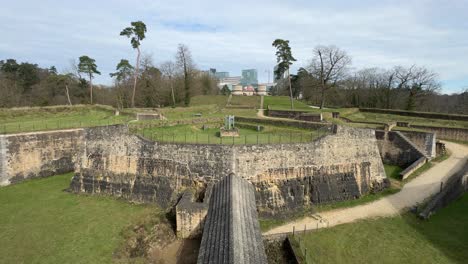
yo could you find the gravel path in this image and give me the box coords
[264,141,468,235]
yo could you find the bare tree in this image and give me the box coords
[160,61,176,107]
[176,44,194,106]
[309,45,351,109]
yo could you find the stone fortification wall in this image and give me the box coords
[375,130,426,167]
[176,187,212,238]
[359,108,468,121]
[399,130,436,158]
[267,109,323,122]
[71,125,387,215]
[0,129,83,186]
[410,125,468,142]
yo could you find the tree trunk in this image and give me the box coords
[65,84,72,106]
[170,76,175,107]
[132,47,141,108]
[288,68,294,110]
[89,73,93,104]
[320,84,326,109]
[184,65,190,106]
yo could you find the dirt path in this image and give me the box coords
[264,141,468,235]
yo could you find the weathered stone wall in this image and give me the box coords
[0,129,83,186]
[411,125,468,142]
[375,130,425,167]
[359,108,468,121]
[71,125,387,215]
[236,116,329,130]
[399,130,436,158]
[267,109,322,122]
[419,163,468,219]
[176,188,211,238]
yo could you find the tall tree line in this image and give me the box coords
[273,43,467,114]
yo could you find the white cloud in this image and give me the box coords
[0,0,467,93]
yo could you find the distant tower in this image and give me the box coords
[232,85,243,96]
[257,85,267,96]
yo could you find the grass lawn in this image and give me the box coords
[263,96,313,111]
[344,111,468,129]
[131,122,323,144]
[0,173,156,264]
[0,105,132,134]
[156,104,258,120]
[291,193,468,264]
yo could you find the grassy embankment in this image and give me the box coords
[290,193,468,264]
[0,105,132,134]
[133,122,323,144]
[0,174,156,264]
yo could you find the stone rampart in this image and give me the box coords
[70,125,387,214]
[359,108,468,121]
[375,130,426,168]
[176,188,211,238]
[410,125,468,142]
[399,130,436,158]
[0,129,83,186]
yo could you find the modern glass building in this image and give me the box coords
[215,71,229,79]
[241,69,258,86]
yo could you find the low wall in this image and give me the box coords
[236,116,329,130]
[359,108,468,121]
[267,109,322,122]
[410,125,468,142]
[400,157,427,180]
[0,129,83,186]
[419,163,468,219]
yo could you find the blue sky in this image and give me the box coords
[1,0,467,94]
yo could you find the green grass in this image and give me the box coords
[384,164,404,180]
[264,96,313,111]
[190,95,229,107]
[291,193,468,264]
[0,173,156,264]
[345,111,468,129]
[0,105,132,134]
[131,122,324,144]
[229,95,260,108]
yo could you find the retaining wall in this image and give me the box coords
[0,129,83,186]
[70,125,387,214]
[410,125,468,142]
[399,131,436,158]
[375,130,426,168]
[419,163,468,219]
[359,108,468,121]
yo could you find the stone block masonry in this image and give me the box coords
[399,130,436,158]
[0,129,83,186]
[375,130,426,167]
[70,125,388,215]
[176,188,211,238]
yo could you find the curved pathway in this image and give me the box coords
[264,141,468,235]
